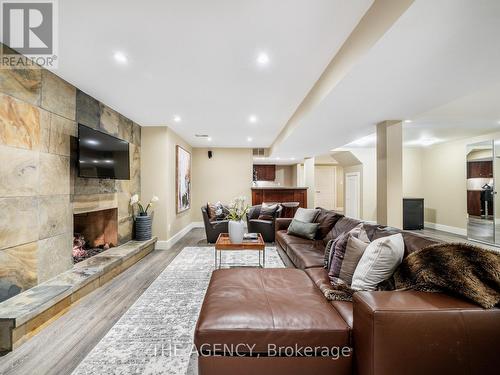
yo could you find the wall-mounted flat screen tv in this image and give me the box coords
[78,124,130,180]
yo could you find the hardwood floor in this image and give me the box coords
[410,227,500,251]
[0,229,208,375]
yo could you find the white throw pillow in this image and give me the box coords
[351,233,405,291]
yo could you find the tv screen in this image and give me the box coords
[78,124,130,180]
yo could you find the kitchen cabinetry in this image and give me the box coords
[467,190,482,216]
[467,161,493,178]
[251,188,307,217]
[253,165,276,181]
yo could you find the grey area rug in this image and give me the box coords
[72,246,284,375]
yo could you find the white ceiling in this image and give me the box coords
[272,0,500,158]
[53,0,373,147]
[338,81,500,149]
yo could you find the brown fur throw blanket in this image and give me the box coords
[324,242,500,309]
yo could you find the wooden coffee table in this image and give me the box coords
[214,233,266,269]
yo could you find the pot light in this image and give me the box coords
[113,51,128,65]
[207,137,212,142]
[247,136,253,142]
[249,115,258,123]
[173,115,181,123]
[276,157,281,160]
[257,52,270,66]
[406,137,441,147]
[404,120,412,123]
[290,157,296,161]
[419,138,439,147]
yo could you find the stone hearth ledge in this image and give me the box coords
[0,237,157,355]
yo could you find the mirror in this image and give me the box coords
[466,140,494,244]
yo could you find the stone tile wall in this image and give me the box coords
[0,45,141,302]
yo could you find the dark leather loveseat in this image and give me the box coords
[201,205,229,243]
[246,204,283,242]
[195,208,500,375]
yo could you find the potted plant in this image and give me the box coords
[130,194,159,241]
[227,196,249,243]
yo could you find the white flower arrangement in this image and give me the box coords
[227,196,249,222]
[130,194,159,216]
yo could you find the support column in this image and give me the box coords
[377,121,403,228]
[304,157,315,209]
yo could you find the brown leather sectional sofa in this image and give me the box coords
[194,209,500,375]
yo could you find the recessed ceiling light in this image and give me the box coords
[249,115,258,123]
[406,137,441,147]
[247,136,253,142]
[207,137,212,142]
[113,51,128,64]
[290,157,296,161]
[173,115,181,123]
[404,120,412,123]
[276,157,281,160]
[256,52,270,66]
[419,138,439,147]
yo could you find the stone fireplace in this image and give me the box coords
[73,208,118,263]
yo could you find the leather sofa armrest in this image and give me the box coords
[352,291,500,375]
[275,218,292,232]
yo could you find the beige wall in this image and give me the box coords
[403,147,424,198]
[402,131,500,232]
[336,165,344,209]
[141,127,192,241]
[191,148,253,221]
[349,148,377,222]
[275,165,294,186]
[376,121,403,228]
[304,158,315,208]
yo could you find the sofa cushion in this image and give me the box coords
[258,202,278,220]
[371,227,440,257]
[351,233,405,291]
[286,242,325,269]
[207,202,227,220]
[276,230,313,252]
[338,236,369,285]
[294,207,320,223]
[195,268,350,354]
[324,217,363,245]
[314,208,343,240]
[288,219,320,240]
[330,301,353,329]
[304,268,354,329]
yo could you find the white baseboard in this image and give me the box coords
[155,221,205,250]
[424,221,467,236]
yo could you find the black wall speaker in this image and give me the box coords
[208,150,213,159]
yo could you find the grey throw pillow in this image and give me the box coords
[287,219,319,240]
[258,203,278,221]
[294,208,320,223]
[338,236,369,285]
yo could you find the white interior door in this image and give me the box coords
[314,166,336,209]
[345,172,360,219]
